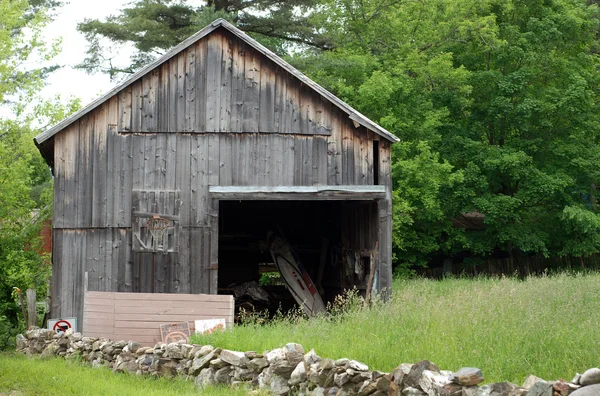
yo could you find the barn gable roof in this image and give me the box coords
[34,18,399,151]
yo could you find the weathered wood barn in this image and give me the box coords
[34,19,399,326]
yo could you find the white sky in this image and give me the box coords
[42,0,204,105]
[41,0,130,104]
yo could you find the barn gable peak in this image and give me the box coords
[34,18,398,163]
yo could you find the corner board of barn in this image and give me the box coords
[34,19,398,331]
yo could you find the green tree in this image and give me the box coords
[297,0,600,268]
[77,0,331,79]
[0,0,78,347]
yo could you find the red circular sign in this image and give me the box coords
[53,319,72,334]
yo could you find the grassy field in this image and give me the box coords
[0,353,251,395]
[191,273,600,384]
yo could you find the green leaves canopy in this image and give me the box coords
[297,0,600,267]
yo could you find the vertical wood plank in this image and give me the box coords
[92,105,108,227]
[195,39,207,132]
[61,124,78,228]
[157,60,170,132]
[313,136,328,185]
[177,228,190,293]
[53,134,64,228]
[271,135,284,186]
[176,134,191,226]
[219,135,233,185]
[230,38,245,132]
[168,57,178,132]
[206,34,222,132]
[176,53,186,132]
[51,229,63,318]
[259,58,275,132]
[185,45,197,132]
[220,34,233,132]
[141,71,158,132]
[131,80,143,132]
[274,68,286,133]
[118,88,132,132]
[155,133,167,190]
[189,228,203,294]
[143,135,157,190]
[209,199,219,294]
[242,48,260,132]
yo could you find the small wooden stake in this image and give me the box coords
[26,289,37,329]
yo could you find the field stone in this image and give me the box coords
[570,384,600,396]
[404,360,441,389]
[438,383,462,396]
[376,373,393,392]
[245,351,261,359]
[450,367,484,386]
[351,371,372,384]
[247,357,268,372]
[522,374,545,389]
[271,357,295,376]
[309,387,326,396]
[580,368,600,386]
[284,343,305,365]
[571,373,582,385]
[347,360,369,372]
[419,370,452,396]
[525,381,553,396]
[334,372,351,387]
[189,349,218,375]
[478,382,527,396]
[289,361,307,386]
[335,358,350,367]
[196,345,215,357]
[266,348,286,363]
[209,358,229,369]
[402,386,427,395]
[305,349,322,365]
[220,349,248,367]
[195,368,216,388]
[164,343,185,359]
[214,366,232,384]
[270,374,291,395]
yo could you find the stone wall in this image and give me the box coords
[16,329,600,396]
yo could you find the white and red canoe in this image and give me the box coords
[267,232,326,317]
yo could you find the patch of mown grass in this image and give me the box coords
[191,272,600,384]
[0,353,249,395]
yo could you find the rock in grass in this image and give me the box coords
[289,361,307,386]
[571,384,600,396]
[522,374,545,390]
[404,360,441,388]
[284,343,305,365]
[189,349,218,375]
[450,367,484,386]
[347,360,369,372]
[580,368,600,386]
[522,381,552,396]
[402,386,427,395]
[219,349,249,367]
[270,374,290,395]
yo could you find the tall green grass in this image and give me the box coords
[0,353,249,395]
[191,273,600,384]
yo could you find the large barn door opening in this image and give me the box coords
[216,200,378,319]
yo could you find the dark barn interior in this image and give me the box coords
[217,200,379,315]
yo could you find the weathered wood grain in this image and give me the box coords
[83,291,234,345]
